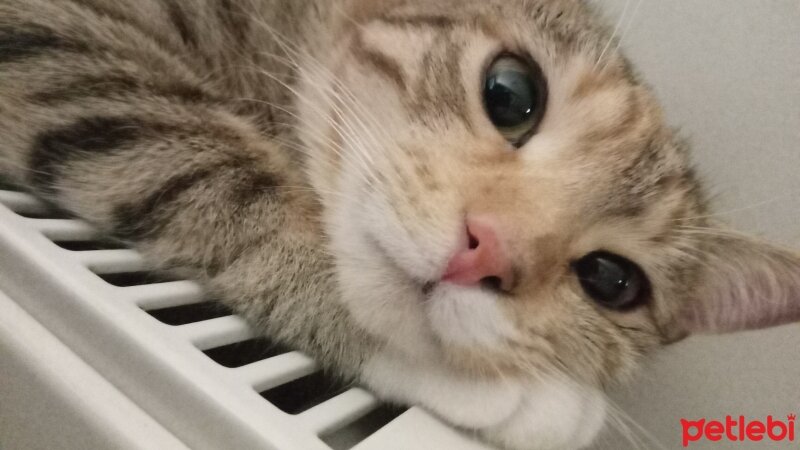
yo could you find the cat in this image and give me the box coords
[0,0,798,448]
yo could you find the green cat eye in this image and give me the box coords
[482,54,547,147]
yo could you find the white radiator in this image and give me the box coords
[0,183,492,450]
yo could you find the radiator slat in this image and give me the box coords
[234,351,319,392]
[299,388,379,435]
[122,281,205,310]
[0,190,47,215]
[174,316,254,350]
[27,219,97,241]
[73,249,148,274]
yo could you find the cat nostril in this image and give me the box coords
[480,276,503,292]
[468,229,479,250]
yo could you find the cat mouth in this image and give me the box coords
[421,281,437,296]
[368,234,491,302]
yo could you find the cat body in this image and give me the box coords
[1,1,798,448]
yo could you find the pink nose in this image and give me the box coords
[442,218,514,291]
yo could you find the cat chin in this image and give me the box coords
[363,349,607,450]
[425,283,519,350]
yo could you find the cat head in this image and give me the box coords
[295,0,800,447]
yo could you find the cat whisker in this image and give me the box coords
[246,68,383,189]
[239,105,378,189]
[541,363,666,450]
[673,192,799,222]
[246,21,403,193]
[265,184,363,205]
[233,92,381,191]
[594,0,632,70]
[675,225,759,240]
[601,0,643,72]
[295,67,402,197]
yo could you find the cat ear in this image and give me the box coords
[678,232,800,334]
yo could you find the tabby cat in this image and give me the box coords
[1,0,798,448]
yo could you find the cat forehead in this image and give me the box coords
[353,21,690,161]
[355,6,598,73]
[353,6,635,122]
[351,18,581,129]
[351,0,608,56]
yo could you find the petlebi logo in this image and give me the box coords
[681,414,797,447]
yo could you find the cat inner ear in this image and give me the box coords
[678,232,800,335]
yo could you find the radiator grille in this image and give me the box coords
[0,182,492,450]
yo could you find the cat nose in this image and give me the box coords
[442,217,514,292]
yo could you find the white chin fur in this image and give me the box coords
[426,284,519,349]
[363,350,607,450]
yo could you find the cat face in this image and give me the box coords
[298,0,800,447]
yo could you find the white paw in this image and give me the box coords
[362,351,606,449]
[482,379,607,450]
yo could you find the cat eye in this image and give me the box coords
[572,251,649,310]
[482,54,547,147]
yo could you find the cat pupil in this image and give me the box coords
[573,251,648,310]
[484,74,533,126]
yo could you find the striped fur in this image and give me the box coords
[0,0,374,377]
[1,1,798,449]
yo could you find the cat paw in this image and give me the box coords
[362,351,606,449]
[480,380,606,450]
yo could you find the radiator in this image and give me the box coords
[0,183,491,450]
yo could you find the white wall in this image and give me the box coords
[590,1,800,449]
